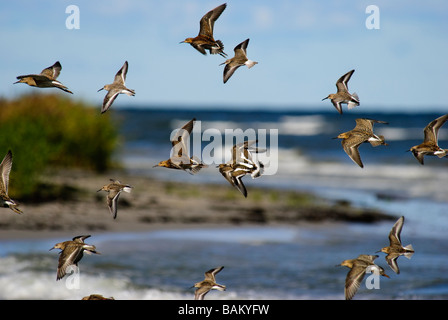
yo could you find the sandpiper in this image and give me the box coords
[335,118,388,168]
[153,118,207,174]
[217,140,265,197]
[338,254,389,300]
[50,235,100,281]
[192,266,226,300]
[322,69,359,114]
[14,61,73,94]
[0,150,22,214]
[82,294,115,300]
[97,179,133,219]
[409,114,448,165]
[180,3,227,57]
[220,38,257,83]
[378,216,414,274]
[98,61,135,114]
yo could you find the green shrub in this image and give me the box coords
[0,93,120,199]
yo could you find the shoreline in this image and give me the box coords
[0,168,397,241]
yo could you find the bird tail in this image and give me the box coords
[245,60,258,69]
[403,244,414,259]
[250,161,264,179]
[369,135,387,147]
[214,284,226,291]
[213,40,227,57]
[84,245,100,255]
[348,93,360,109]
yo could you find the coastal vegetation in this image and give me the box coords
[0,93,119,200]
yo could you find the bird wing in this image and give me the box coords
[389,216,404,246]
[354,118,375,133]
[232,140,259,163]
[0,150,13,195]
[57,245,84,280]
[234,38,249,56]
[198,3,227,37]
[332,100,343,115]
[40,61,62,80]
[107,190,121,219]
[101,90,120,113]
[232,171,248,197]
[342,137,365,168]
[114,61,128,85]
[204,266,224,282]
[423,114,448,143]
[344,264,366,300]
[385,253,401,274]
[194,285,211,300]
[223,64,241,84]
[336,69,354,93]
[171,118,196,157]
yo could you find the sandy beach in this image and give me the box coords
[0,168,396,240]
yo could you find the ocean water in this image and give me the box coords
[0,107,447,300]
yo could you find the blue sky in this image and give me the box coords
[1,0,447,112]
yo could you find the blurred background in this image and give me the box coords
[0,1,447,300]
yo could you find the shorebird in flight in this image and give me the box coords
[14,61,73,94]
[220,38,257,83]
[97,179,133,219]
[192,266,226,300]
[217,140,265,197]
[153,118,207,174]
[335,118,388,168]
[409,114,448,165]
[0,150,22,214]
[180,3,227,57]
[98,61,135,114]
[50,235,100,281]
[338,254,389,300]
[323,69,359,114]
[378,216,414,274]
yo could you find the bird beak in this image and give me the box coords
[97,88,104,92]
[322,97,328,101]
[49,247,55,251]
[219,62,226,66]
[152,164,159,168]
[13,80,20,84]
[179,41,186,44]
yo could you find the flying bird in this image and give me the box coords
[409,114,448,165]
[14,61,73,94]
[98,61,135,114]
[50,235,100,281]
[153,118,207,174]
[97,179,133,219]
[338,254,389,300]
[335,118,388,168]
[217,140,265,197]
[220,38,257,83]
[180,3,227,57]
[378,216,414,274]
[0,150,22,214]
[192,266,226,300]
[322,69,359,114]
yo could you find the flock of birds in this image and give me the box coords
[1,2,445,300]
